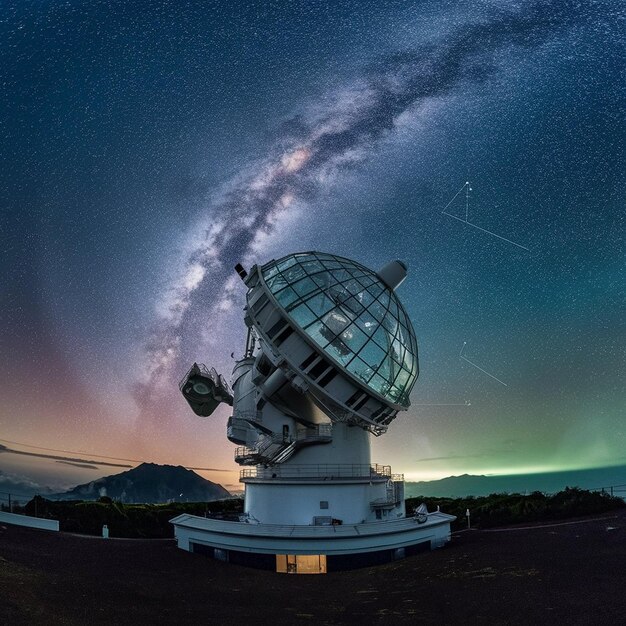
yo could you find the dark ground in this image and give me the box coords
[1,511,625,625]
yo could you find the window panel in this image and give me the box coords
[368,282,384,299]
[290,302,317,328]
[402,349,414,374]
[386,297,398,319]
[395,323,406,346]
[399,322,411,347]
[339,324,368,353]
[321,260,343,270]
[305,292,335,318]
[372,326,391,351]
[347,356,374,384]
[330,268,352,284]
[369,373,391,396]
[376,290,390,309]
[397,308,410,333]
[391,337,405,366]
[282,263,306,283]
[262,264,280,280]
[388,385,403,402]
[304,320,331,348]
[276,257,297,272]
[358,288,376,310]
[354,310,378,336]
[295,253,316,263]
[311,272,332,289]
[322,309,350,336]
[381,315,398,335]
[343,295,365,317]
[358,274,376,288]
[369,300,387,323]
[300,259,325,275]
[358,340,385,370]
[348,269,367,280]
[292,276,317,298]
[327,284,349,305]
[376,354,397,382]
[275,286,299,307]
[343,278,365,296]
[395,368,411,389]
[325,338,353,365]
[265,273,288,293]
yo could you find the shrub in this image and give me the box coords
[406,487,624,530]
[21,498,244,538]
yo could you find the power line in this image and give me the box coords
[0,438,144,464]
[0,491,33,500]
[0,438,232,473]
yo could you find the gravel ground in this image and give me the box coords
[1,511,625,625]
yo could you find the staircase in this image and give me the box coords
[234,424,332,466]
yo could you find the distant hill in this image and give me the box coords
[406,465,626,498]
[51,463,231,503]
[0,471,54,503]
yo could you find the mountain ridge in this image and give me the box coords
[50,462,231,503]
[405,465,626,498]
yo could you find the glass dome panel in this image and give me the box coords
[275,286,299,308]
[292,276,317,298]
[347,357,375,384]
[259,252,419,406]
[305,292,335,317]
[325,338,353,365]
[289,302,317,328]
[341,324,369,353]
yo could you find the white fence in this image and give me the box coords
[0,511,59,531]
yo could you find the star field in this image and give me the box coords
[0,0,624,490]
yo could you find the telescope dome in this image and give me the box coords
[260,252,418,407]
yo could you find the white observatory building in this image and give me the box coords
[171,252,454,573]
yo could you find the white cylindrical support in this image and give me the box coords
[102,524,109,539]
[377,260,407,291]
[261,368,287,398]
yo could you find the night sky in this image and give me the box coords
[1,0,624,492]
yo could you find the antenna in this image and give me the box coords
[174,250,455,567]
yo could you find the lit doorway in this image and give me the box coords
[276,554,327,574]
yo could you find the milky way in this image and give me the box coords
[137,0,589,422]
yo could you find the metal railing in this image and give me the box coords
[234,410,263,424]
[370,497,398,508]
[589,483,626,500]
[234,424,333,463]
[240,463,397,480]
[179,362,233,397]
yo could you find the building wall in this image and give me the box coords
[171,512,455,558]
[245,480,390,524]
